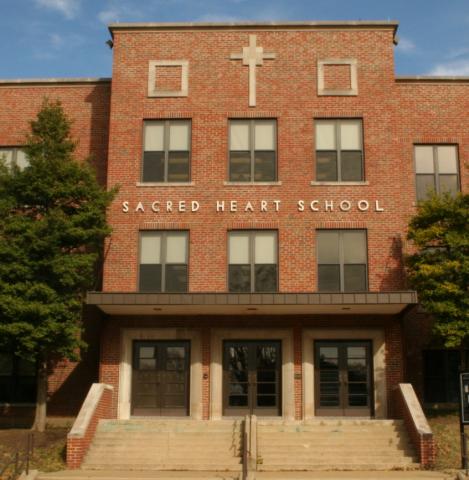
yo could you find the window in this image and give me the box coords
[424,350,468,403]
[0,353,36,404]
[229,119,276,182]
[139,231,188,292]
[317,230,367,292]
[0,147,29,170]
[142,120,191,182]
[415,145,460,201]
[228,231,278,292]
[315,119,363,181]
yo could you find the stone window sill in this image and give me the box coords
[310,181,369,186]
[136,182,195,187]
[223,181,282,186]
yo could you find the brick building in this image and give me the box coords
[0,20,467,443]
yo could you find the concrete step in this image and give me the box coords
[257,462,421,472]
[86,445,242,452]
[258,425,406,435]
[84,456,242,464]
[258,419,404,426]
[257,434,410,442]
[258,451,416,459]
[98,420,242,432]
[38,471,241,479]
[254,472,451,479]
[81,464,243,471]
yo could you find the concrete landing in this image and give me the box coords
[37,471,240,479]
[36,470,454,480]
[255,472,453,479]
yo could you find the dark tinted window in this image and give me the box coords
[317,230,367,292]
[230,120,276,182]
[143,121,190,183]
[228,231,277,292]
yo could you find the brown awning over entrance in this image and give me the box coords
[86,291,417,316]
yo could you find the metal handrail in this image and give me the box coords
[0,432,34,480]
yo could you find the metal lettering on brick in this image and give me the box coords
[121,199,385,213]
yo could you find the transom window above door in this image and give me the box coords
[415,145,460,201]
[229,119,277,182]
[315,119,363,182]
[142,120,191,183]
[139,231,188,292]
[317,230,367,292]
[228,231,278,292]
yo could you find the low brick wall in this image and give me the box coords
[395,383,435,468]
[66,383,113,469]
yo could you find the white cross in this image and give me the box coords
[230,35,276,107]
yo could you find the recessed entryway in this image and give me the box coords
[302,328,387,419]
[223,340,281,416]
[211,328,294,420]
[119,328,203,420]
[315,340,373,417]
[132,340,190,416]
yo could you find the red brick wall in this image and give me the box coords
[385,319,405,417]
[102,27,468,296]
[47,307,103,416]
[0,81,111,185]
[323,64,351,90]
[2,25,469,419]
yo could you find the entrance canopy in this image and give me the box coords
[87,291,417,316]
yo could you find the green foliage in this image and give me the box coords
[406,193,469,348]
[0,99,115,362]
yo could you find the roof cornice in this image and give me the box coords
[0,77,111,86]
[108,20,399,38]
[396,75,469,83]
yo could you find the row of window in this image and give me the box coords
[0,348,464,405]
[139,229,368,293]
[141,119,461,200]
[1,128,461,201]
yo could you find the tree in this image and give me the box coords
[406,193,469,353]
[0,99,115,431]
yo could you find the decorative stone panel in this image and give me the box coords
[148,60,189,97]
[318,59,358,96]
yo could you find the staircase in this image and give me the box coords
[81,419,243,472]
[256,419,419,471]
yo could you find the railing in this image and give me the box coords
[242,415,257,480]
[0,432,34,480]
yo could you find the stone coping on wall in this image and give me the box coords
[69,383,113,438]
[0,78,111,86]
[109,20,399,31]
[87,291,417,316]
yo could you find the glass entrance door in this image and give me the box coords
[132,340,190,416]
[315,341,373,417]
[223,340,281,416]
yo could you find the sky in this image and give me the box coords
[0,0,469,79]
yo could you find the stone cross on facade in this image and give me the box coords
[230,34,276,107]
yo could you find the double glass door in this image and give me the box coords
[223,340,281,416]
[315,340,373,417]
[132,340,190,416]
